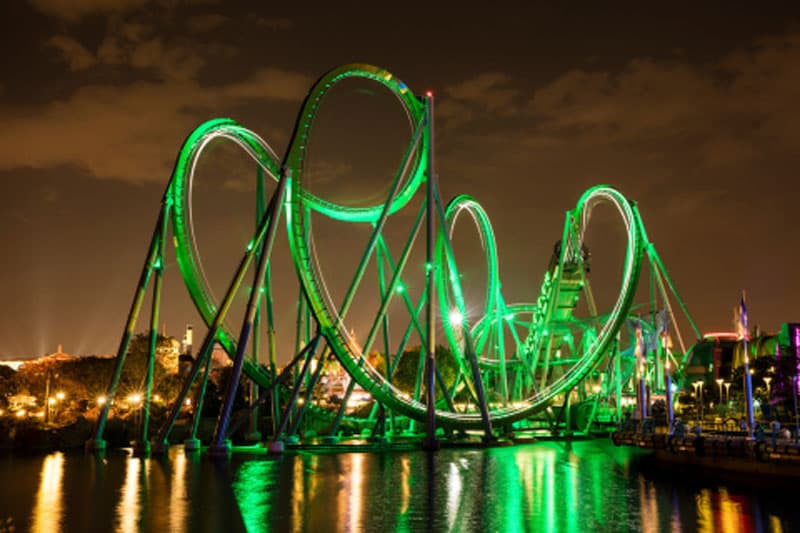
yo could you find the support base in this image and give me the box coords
[132,440,151,457]
[183,437,202,452]
[206,440,232,460]
[422,437,440,451]
[150,439,170,456]
[481,433,498,445]
[268,440,285,454]
[85,438,107,453]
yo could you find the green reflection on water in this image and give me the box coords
[223,440,795,533]
[231,442,651,532]
[232,459,279,532]
[3,441,799,531]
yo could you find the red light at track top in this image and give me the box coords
[425,90,433,97]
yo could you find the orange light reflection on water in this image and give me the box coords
[116,458,142,533]
[31,452,64,533]
[169,451,187,532]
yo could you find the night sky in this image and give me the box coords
[2,2,800,361]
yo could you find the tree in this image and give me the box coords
[0,366,17,408]
[390,345,459,400]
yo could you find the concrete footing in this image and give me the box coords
[183,437,202,452]
[85,438,107,453]
[422,437,440,451]
[150,439,170,456]
[268,440,285,454]
[206,440,232,460]
[132,440,151,457]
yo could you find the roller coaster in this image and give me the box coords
[86,63,700,455]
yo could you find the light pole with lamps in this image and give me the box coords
[716,378,724,405]
[695,380,704,422]
[724,382,731,404]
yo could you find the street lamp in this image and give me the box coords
[54,391,65,422]
[724,382,731,404]
[763,376,772,399]
[693,380,705,422]
[691,381,700,421]
[47,397,56,422]
[716,378,724,404]
[448,309,463,327]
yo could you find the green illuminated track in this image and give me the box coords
[166,64,652,429]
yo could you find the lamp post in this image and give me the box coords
[724,382,731,404]
[47,397,56,423]
[55,391,65,422]
[664,344,674,434]
[793,375,799,445]
[716,378,724,406]
[763,376,772,399]
[695,381,704,423]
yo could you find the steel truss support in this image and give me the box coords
[207,168,289,458]
[150,171,288,455]
[86,201,170,453]
[269,333,322,452]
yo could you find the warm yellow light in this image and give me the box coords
[56,392,65,401]
[97,395,107,405]
[128,394,142,404]
[154,394,161,403]
[184,398,192,406]
[36,411,45,418]
[48,397,56,406]
[16,410,26,418]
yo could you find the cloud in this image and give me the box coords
[186,13,227,33]
[45,35,97,70]
[223,67,316,101]
[94,19,208,81]
[255,17,292,30]
[436,30,800,184]
[522,32,800,170]
[29,0,150,21]
[437,72,520,129]
[0,66,312,183]
[129,37,206,81]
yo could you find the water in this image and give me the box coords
[0,440,797,532]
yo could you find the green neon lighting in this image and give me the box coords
[149,61,684,430]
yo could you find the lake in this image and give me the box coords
[0,439,797,532]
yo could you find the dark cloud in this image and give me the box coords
[29,0,150,21]
[186,13,227,33]
[254,16,291,31]
[0,67,311,182]
[45,35,97,70]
